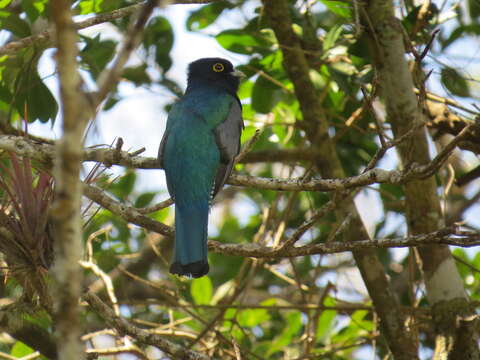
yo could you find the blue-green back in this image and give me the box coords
[163,88,236,204]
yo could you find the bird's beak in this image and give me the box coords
[231,69,246,78]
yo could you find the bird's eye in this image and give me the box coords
[212,63,225,72]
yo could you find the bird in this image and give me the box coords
[158,58,244,278]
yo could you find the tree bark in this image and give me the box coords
[261,0,419,358]
[362,0,479,358]
[51,1,92,358]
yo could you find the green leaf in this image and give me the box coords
[224,308,237,320]
[186,2,233,31]
[78,0,99,14]
[80,34,116,79]
[310,69,327,90]
[0,10,31,38]
[469,0,480,19]
[333,309,373,344]
[327,86,345,109]
[237,79,254,100]
[442,25,480,49]
[12,69,58,123]
[23,310,52,330]
[351,310,374,331]
[216,29,272,55]
[97,247,121,271]
[316,297,337,342]
[251,75,283,113]
[238,308,270,328]
[191,276,212,305]
[453,249,470,279]
[22,0,48,22]
[0,0,11,9]
[379,183,404,200]
[108,171,136,200]
[143,16,174,72]
[441,67,470,98]
[323,24,343,52]
[11,341,34,357]
[268,311,302,356]
[134,192,156,208]
[123,64,151,87]
[77,0,116,15]
[104,93,121,111]
[319,0,352,18]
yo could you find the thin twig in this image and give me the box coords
[86,345,149,360]
[95,0,161,106]
[234,129,262,164]
[81,260,120,316]
[84,292,210,360]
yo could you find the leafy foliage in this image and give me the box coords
[0,153,53,309]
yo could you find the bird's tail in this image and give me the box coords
[169,200,210,278]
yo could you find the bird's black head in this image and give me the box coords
[186,57,243,96]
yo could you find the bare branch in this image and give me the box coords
[0,129,473,193]
[86,345,148,360]
[51,0,89,358]
[84,292,211,360]
[209,227,480,258]
[80,260,120,316]
[136,197,173,214]
[234,129,261,164]
[83,183,173,237]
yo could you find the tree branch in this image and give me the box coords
[51,1,89,358]
[0,1,228,57]
[83,183,173,237]
[0,130,474,193]
[362,0,479,357]
[261,0,419,357]
[209,227,480,258]
[95,0,160,106]
[84,292,210,360]
[426,101,480,155]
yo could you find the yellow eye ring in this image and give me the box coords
[212,63,225,72]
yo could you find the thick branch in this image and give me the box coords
[51,1,88,359]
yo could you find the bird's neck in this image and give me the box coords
[186,78,238,98]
